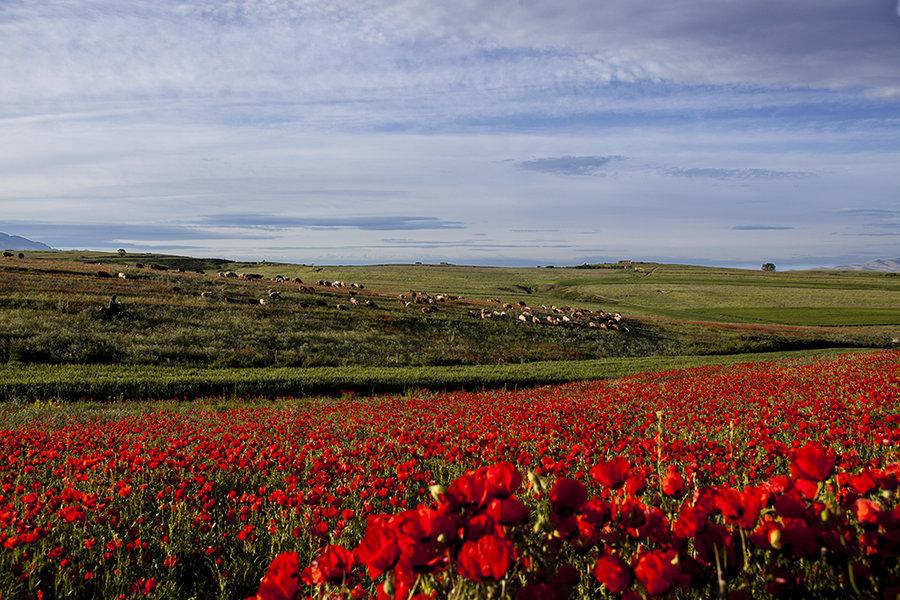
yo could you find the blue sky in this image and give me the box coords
[1,1,899,267]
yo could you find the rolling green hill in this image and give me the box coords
[0,250,896,400]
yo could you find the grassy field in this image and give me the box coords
[200,259,900,326]
[0,347,872,402]
[0,252,895,379]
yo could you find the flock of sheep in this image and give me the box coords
[79,260,629,334]
[207,271,629,333]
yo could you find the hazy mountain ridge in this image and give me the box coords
[835,258,900,272]
[0,232,52,251]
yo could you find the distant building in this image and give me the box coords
[618,260,633,268]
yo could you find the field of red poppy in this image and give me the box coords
[0,351,897,599]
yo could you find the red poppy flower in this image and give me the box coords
[486,462,522,498]
[590,457,631,489]
[486,496,530,526]
[673,504,709,538]
[661,467,686,497]
[447,470,491,509]
[355,516,399,579]
[855,498,883,527]
[634,549,680,596]
[549,478,587,516]
[301,545,354,586]
[714,487,763,529]
[457,534,515,582]
[790,442,836,482]
[593,552,632,593]
[248,552,299,600]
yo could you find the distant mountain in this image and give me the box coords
[835,258,900,272]
[0,232,52,251]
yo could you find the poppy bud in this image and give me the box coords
[768,528,782,550]
[820,509,830,523]
[436,533,447,544]
[429,485,446,502]
[383,576,394,596]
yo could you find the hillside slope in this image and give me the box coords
[0,232,51,251]
[0,251,895,370]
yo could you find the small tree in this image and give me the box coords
[117,249,127,256]
[762,263,776,272]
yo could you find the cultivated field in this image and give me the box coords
[0,351,896,598]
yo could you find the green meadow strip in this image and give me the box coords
[0,348,873,402]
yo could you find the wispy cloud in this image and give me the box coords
[833,208,899,217]
[201,214,464,231]
[517,155,625,176]
[732,225,795,231]
[667,168,813,180]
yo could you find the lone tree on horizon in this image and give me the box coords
[762,262,776,272]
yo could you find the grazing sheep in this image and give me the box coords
[531,316,540,324]
[503,303,513,309]
[274,275,286,282]
[468,309,481,318]
[268,290,281,299]
[258,298,268,305]
[2,251,12,257]
[421,306,437,314]
[518,314,528,322]
[336,303,349,311]
[118,272,127,280]
[240,273,263,280]
[405,301,413,308]
[149,263,168,271]
[364,299,378,308]
[293,278,303,283]
[349,297,359,305]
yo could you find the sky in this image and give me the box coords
[1,1,900,268]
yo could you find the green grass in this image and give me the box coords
[0,348,874,402]
[665,306,900,326]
